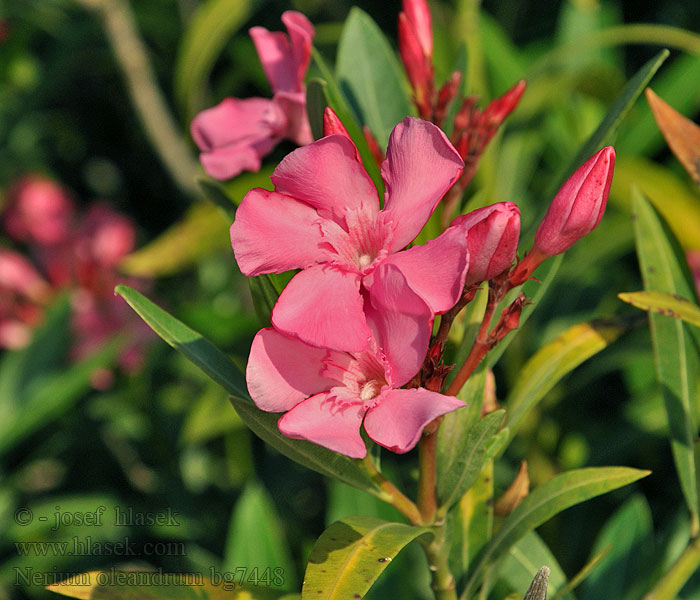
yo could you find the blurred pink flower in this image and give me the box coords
[246,265,465,458]
[191,11,314,180]
[231,117,467,352]
[1,184,153,376]
[3,175,75,247]
[0,250,50,349]
[451,202,521,286]
[687,250,700,297]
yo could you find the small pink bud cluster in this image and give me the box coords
[1,175,153,380]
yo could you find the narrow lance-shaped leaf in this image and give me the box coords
[336,7,414,148]
[460,467,650,599]
[306,78,328,141]
[302,516,430,599]
[632,188,700,521]
[438,410,504,511]
[115,286,381,495]
[503,319,627,446]
[619,290,700,329]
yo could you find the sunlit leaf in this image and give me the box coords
[301,516,430,599]
[619,290,700,329]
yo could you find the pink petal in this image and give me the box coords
[272,265,370,352]
[190,98,284,151]
[281,11,314,91]
[246,328,334,412]
[365,263,432,387]
[381,117,464,251]
[382,225,468,314]
[278,390,367,458]
[0,250,49,299]
[270,135,379,227]
[230,189,331,276]
[191,98,286,180]
[364,388,465,453]
[273,91,313,146]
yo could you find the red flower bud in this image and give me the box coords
[450,202,521,285]
[534,146,615,257]
[484,80,526,127]
[398,12,433,119]
[402,0,432,58]
[323,107,361,162]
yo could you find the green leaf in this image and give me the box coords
[311,49,384,195]
[174,0,252,119]
[229,395,382,497]
[498,532,572,600]
[335,7,413,148]
[438,410,504,511]
[619,290,700,329]
[115,285,247,398]
[46,571,297,600]
[301,516,430,599]
[581,495,654,600]
[632,188,700,519]
[306,78,328,141]
[197,176,238,221]
[461,467,649,599]
[248,275,281,326]
[224,481,297,590]
[503,319,627,445]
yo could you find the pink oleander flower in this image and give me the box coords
[3,175,75,247]
[451,202,521,286]
[247,265,465,458]
[191,11,314,181]
[231,116,467,352]
[510,147,615,285]
[0,250,50,349]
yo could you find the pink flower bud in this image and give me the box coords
[484,80,526,127]
[450,202,521,285]
[534,146,615,257]
[402,0,432,58]
[322,106,352,139]
[3,175,75,246]
[398,12,433,119]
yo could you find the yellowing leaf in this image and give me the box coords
[619,290,700,328]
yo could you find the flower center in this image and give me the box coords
[359,379,381,401]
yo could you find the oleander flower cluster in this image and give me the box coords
[201,1,616,460]
[0,175,153,382]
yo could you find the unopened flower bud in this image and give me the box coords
[451,202,521,285]
[533,146,615,257]
[402,0,432,58]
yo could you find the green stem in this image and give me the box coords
[644,534,700,600]
[421,522,458,600]
[361,455,423,525]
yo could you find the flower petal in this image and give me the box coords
[365,263,432,387]
[246,328,334,412]
[381,117,463,251]
[364,388,465,453]
[271,135,379,226]
[273,91,313,146]
[382,225,468,314]
[281,11,314,91]
[230,189,330,276]
[272,265,370,352]
[278,390,367,458]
